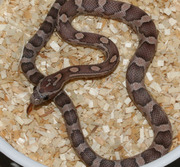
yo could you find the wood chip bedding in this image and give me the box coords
[0,0,179,166]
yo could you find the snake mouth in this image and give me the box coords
[27,103,34,115]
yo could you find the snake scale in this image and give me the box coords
[20,0,172,166]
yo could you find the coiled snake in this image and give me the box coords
[20,0,172,166]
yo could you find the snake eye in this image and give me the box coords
[43,95,49,101]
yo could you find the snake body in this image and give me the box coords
[20,0,172,166]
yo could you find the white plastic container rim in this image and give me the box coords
[0,136,179,167]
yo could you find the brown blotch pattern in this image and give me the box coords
[139,21,158,38]
[104,1,123,15]
[141,148,161,163]
[23,47,34,58]
[21,62,34,73]
[121,158,138,167]
[126,63,144,84]
[55,92,71,108]
[40,21,54,34]
[29,34,43,47]
[132,88,151,106]
[47,6,59,19]
[71,130,84,147]
[29,72,44,85]
[80,148,96,166]
[154,131,172,149]
[82,0,99,12]
[151,105,169,126]
[99,159,115,167]
[135,42,155,62]
[64,109,78,126]
[59,0,78,17]
[124,5,146,21]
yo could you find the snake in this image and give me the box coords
[20,0,173,166]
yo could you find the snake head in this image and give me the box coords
[30,86,49,105]
[27,86,53,115]
[27,73,63,114]
[27,85,51,114]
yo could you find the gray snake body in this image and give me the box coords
[20,0,172,166]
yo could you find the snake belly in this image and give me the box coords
[20,0,172,167]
